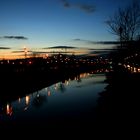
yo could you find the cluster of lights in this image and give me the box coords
[123,64,140,73]
[123,52,140,73]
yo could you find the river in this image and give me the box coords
[0,71,108,128]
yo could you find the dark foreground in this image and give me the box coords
[0,64,139,137]
[96,66,139,135]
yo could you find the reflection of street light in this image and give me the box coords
[6,103,13,116]
[25,95,30,105]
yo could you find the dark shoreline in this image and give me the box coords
[95,65,140,132]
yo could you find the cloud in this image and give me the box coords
[12,50,32,53]
[60,0,95,13]
[73,38,81,41]
[94,41,120,45]
[0,36,28,40]
[61,0,71,8]
[0,47,11,49]
[89,50,110,56]
[77,4,95,13]
[88,48,118,51]
[73,38,120,45]
[73,38,95,44]
[43,46,77,49]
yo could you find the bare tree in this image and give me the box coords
[106,0,140,44]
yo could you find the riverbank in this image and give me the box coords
[95,65,139,133]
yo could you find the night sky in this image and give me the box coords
[0,0,134,57]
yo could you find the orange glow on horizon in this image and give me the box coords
[0,47,91,60]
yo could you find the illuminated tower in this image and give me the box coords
[24,46,28,59]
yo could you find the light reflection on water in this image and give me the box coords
[0,71,108,126]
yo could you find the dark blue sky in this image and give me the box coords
[0,0,133,51]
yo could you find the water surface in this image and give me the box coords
[0,72,108,128]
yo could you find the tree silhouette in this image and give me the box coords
[106,0,140,45]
